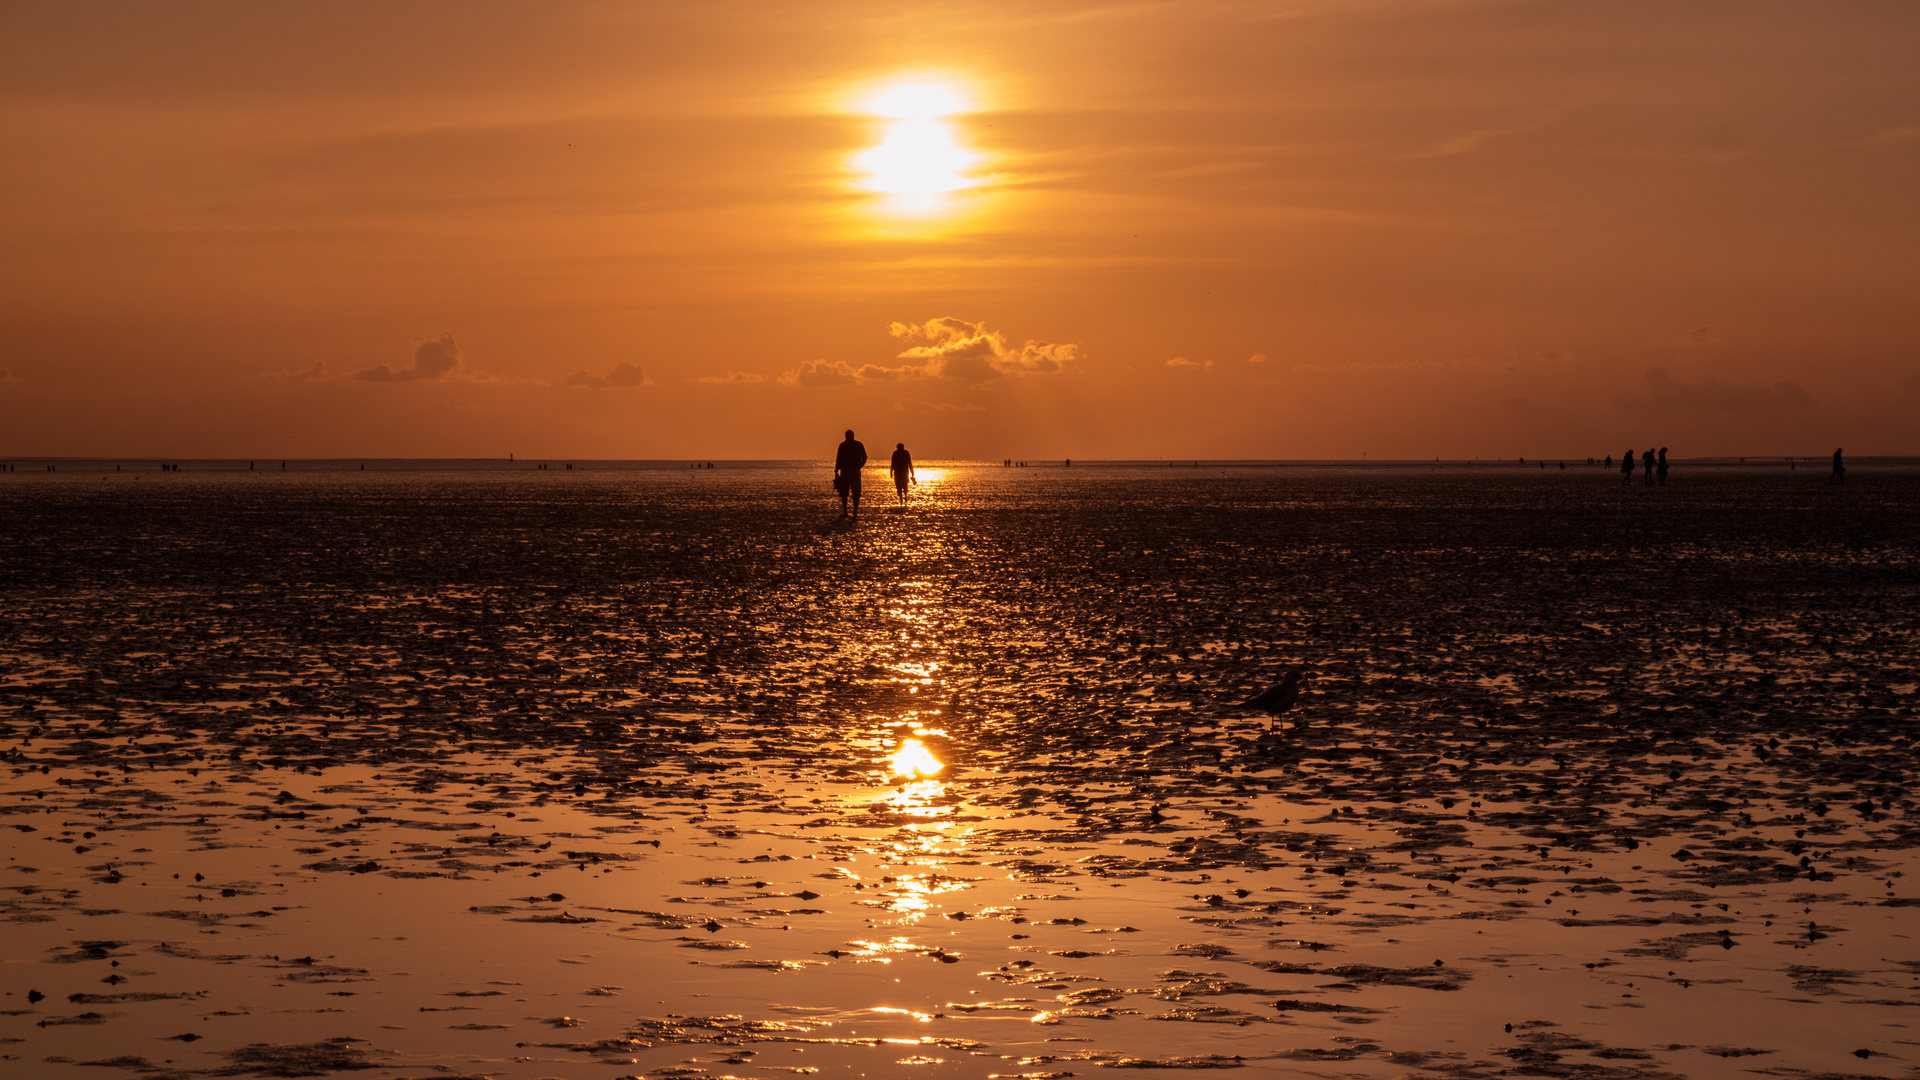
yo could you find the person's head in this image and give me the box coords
[845,429,855,440]
[896,442,905,451]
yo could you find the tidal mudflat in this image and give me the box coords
[3,463,1917,1080]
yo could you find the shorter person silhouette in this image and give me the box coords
[1620,449,1635,485]
[1656,447,1669,486]
[1830,448,1845,484]
[890,442,916,505]
[1643,447,1656,485]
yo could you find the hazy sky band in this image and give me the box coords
[2,1,1916,457]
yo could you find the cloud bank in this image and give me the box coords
[890,317,1079,379]
[353,333,464,382]
[778,318,1080,386]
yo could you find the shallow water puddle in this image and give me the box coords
[4,466,1918,1077]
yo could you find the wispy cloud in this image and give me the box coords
[1498,396,1560,415]
[1413,112,1559,158]
[1293,350,1572,375]
[1612,367,1814,413]
[1165,356,1214,369]
[896,398,985,412]
[559,361,648,389]
[1864,125,1920,147]
[695,370,766,384]
[778,359,859,387]
[1292,356,1469,374]
[256,360,329,382]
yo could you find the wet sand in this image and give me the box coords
[3,463,1917,1080]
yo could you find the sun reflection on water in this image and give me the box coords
[889,738,944,778]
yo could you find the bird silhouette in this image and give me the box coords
[1238,669,1307,728]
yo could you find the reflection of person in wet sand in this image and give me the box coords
[1620,449,1635,485]
[890,442,916,505]
[833,429,868,518]
[1830,448,1845,484]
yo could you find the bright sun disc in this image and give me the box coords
[852,79,980,210]
[889,738,944,778]
[853,120,977,200]
[861,81,969,119]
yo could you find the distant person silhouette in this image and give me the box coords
[1643,448,1656,485]
[1830,448,1845,484]
[1656,447,1669,486]
[1620,449,1635,485]
[834,429,868,518]
[889,442,916,505]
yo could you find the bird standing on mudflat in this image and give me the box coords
[1239,668,1307,729]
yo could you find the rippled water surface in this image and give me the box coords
[3,463,1918,1080]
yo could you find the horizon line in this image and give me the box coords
[2,455,1910,468]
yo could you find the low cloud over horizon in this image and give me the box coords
[559,362,647,389]
[353,333,465,383]
[778,318,1080,387]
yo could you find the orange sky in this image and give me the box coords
[3,1,1918,459]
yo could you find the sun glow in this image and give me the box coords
[889,738,945,778]
[852,79,981,212]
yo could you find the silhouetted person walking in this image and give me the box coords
[889,442,916,505]
[1830,448,1845,484]
[1643,448,1656,485]
[1656,447,1669,485]
[1620,449,1635,485]
[834,429,868,518]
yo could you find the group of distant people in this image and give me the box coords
[833,430,916,518]
[1607,447,1848,485]
[1617,447,1670,485]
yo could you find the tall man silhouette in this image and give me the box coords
[834,429,868,518]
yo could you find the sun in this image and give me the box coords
[860,81,969,120]
[889,737,945,778]
[851,79,981,212]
